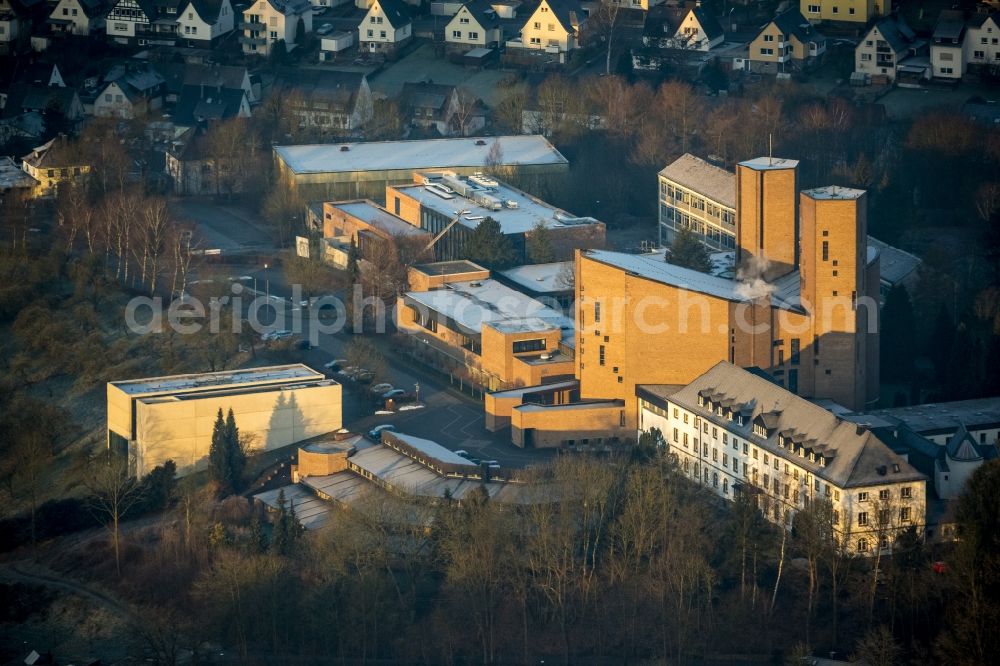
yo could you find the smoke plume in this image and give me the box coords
[735,255,776,301]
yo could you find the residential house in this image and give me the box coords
[93,64,166,118]
[0,0,30,54]
[172,82,250,128]
[165,121,255,195]
[801,0,890,25]
[0,155,39,196]
[605,0,665,10]
[746,8,826,73]
[967,10,1000,71]
[240,0,312,57]
[157,62,258,106]
[445,0,504,54]
[358,0,411,56]
[175,0,235,47]
[930,10,967,79]
[671,5,723,51]
[508,0,584,61]
[640,4,686,48]
[398,82,484,136]
[1,83,84,120]
[48,0,109,36]
[20,134,90,194]
[3,62,67,89]
[105,0,183,46]
[638,361,927,555]
[275,68,373,134]
[854,14,927,83]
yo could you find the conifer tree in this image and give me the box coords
[224,408,245,492]
[208,408,232,493]
[464,217,516,269]
[665,226,712,273]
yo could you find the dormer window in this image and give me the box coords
[753,423,767,438]
[778,435,786,447]
[698,395,704,407]
[737,415,744,426]
[819,456,826,467]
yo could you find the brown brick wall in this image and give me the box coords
[736,163,798,280]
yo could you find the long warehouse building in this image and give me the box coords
[273,135,570,202]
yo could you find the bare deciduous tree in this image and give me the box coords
[86,451,146,576]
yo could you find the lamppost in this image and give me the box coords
[414,382,420,404]
[264,262,270,302]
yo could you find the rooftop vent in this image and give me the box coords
[877,465,887,476]
[340,145,350,151]
[469,281,483,287]
[475,139,487,146]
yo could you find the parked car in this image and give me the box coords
[316,23,333,35]
[324,358,348,371]
[369,383,394,395]
[368,424,397,442]
[381,389,410,402]
[453,450,469,457]
[262,329,292,342]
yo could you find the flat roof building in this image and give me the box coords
[491,155,881,449]
[274,135,570,202]
[397,260,576,392]
[387,169,605,262]
[108,364,343,477]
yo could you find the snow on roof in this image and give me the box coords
[404,278,574,339]
[395,170,599,235]
[658,153,736,209]
[111,364,322,395]
[585,249,806,311]
[584,250,743,300]
[672,362,924,488]
[500,261,573,293]
[802,185,866,200]
[863,397,1000,436]
[739,157,799,171]
[390,431,478,467]
[868,236,920,286]
[0,156,37,190]
[254,484,335,530]
[329,200,428,237]
[274,135,567,175]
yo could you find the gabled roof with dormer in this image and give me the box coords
[367,0,410,30]
[21,134,87,169]
[526,0,583,35]
[863,14,918,54]
[247,0,309,17]
[53,0,109,19]
[766,8,825,47]
[685,6,723,42]
[668,361,925,489]
[180,0,226,23]
[173,83,248,125]
[275,68,367,114]
[455,0,500,30]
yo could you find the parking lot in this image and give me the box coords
[247,291,557,470]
